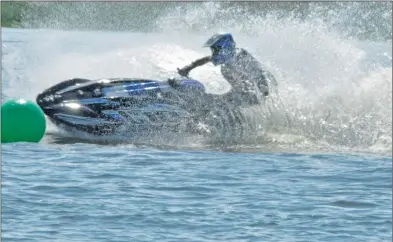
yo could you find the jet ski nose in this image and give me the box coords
[36,92,61,106]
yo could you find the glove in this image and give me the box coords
[177,66,191,77]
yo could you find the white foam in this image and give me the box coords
[2,3,391,153]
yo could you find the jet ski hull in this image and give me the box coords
[36,77,208,136]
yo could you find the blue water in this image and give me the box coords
[2,143,392,242]
[1,16,392,242]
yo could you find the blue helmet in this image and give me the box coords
[204,33,236,65]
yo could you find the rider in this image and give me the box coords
[177,33,277,106]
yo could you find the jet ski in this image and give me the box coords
[36,72,272,138]
[36,77,217,136]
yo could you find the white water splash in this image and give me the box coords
[2,2,391,153]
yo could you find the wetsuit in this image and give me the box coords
[178,48,276,107]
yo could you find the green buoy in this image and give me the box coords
[1,99,46,143]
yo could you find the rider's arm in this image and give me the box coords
[191,56,212,67]
[178,56,211,77]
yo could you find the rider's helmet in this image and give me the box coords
[204,33,236,65]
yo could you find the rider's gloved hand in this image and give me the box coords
[177,66,190,77]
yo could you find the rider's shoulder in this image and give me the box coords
[236,47,249,56]
[236,48,257,60]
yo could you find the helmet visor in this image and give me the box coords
[203,34,222,47]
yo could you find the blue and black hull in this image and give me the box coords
[36,77,210,135]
